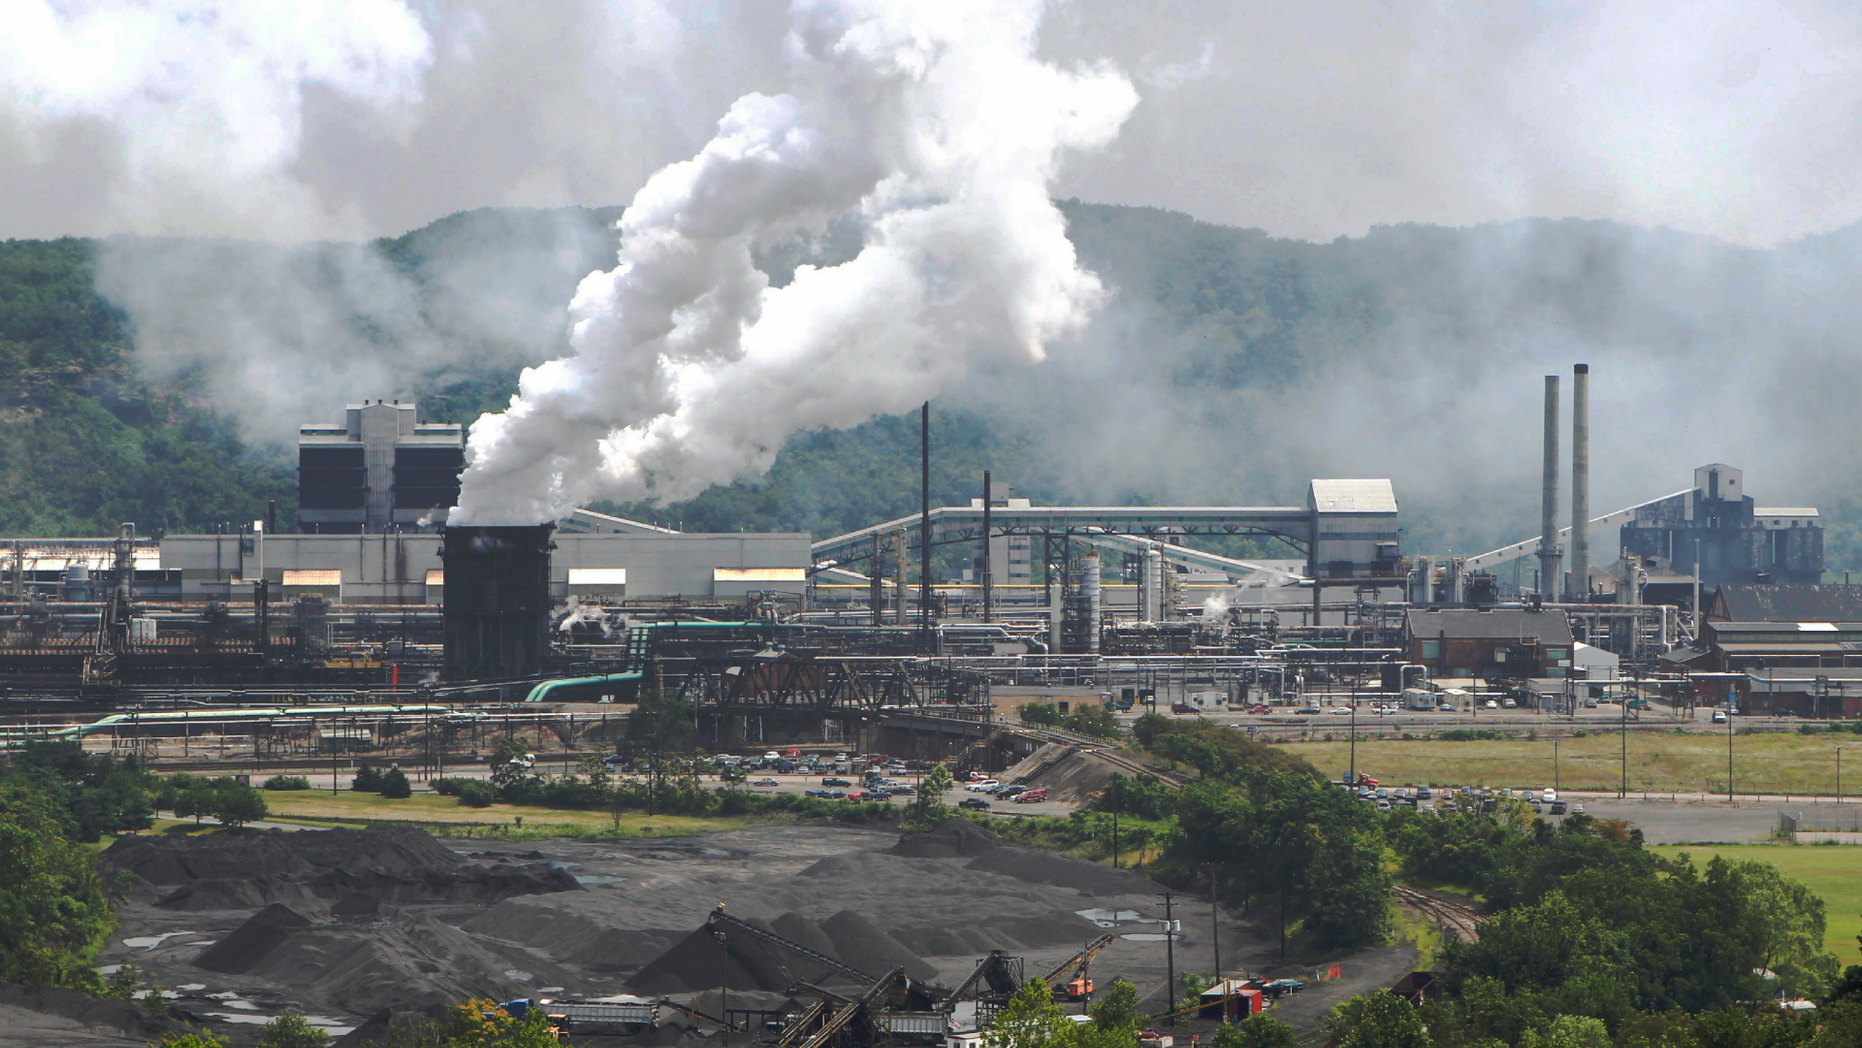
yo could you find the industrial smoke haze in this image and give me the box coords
[0,0,433,239]
[448,0,1139,525]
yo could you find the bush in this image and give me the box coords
[457,780,499,807]
[262,775,310,791]
[351,763,383,792]
[431,777,471,796]
[210,780,268,827]
[379,767,412,799]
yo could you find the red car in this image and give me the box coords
[1012,789,1048,803]
[1248,704,1273,714]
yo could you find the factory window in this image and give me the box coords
[1420,640,1441,659]
[1545,648,1567,660]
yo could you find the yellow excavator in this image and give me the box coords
[1045,935,1115,1002]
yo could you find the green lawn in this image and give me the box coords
[257,789,750,838]
[1652,844,1862,966]
[1277,731,1855,797]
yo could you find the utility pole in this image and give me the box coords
[1727,704,1735,804]
[1838,745,1844,805]
[1349,703,1357,786]
[1207,866,1221,985]
[1160,890,1177,1025]
[1553,738,1560,792]
[1619,688,1628,799]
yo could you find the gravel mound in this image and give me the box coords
[0,980,198,1043]
[466,898,677,969]
[103,827,582,910]
[963,846,1166,896]
[193,902,313,973]
[889,820,1000,858]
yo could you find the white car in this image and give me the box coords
[1484,699,1499,709]
[1711,710,1728,724]
[752,777,780,788]
[964,779,1000,792]
[1542,788,1557,803]
[1328,707,1353,715]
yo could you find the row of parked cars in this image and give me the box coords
[1348,779,1587,816]
[957,778,1049,809]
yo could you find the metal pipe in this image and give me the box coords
[1538,374,1561,598]
[1570,363,1590,601]
[920,402,932,641]
[982,471,993,623]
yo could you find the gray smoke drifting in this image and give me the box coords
[450,0,1138,524]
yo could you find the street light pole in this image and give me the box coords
[1349,703,1357,786]
[1554,738,1560,793]
[1727,703,1735,805]
[1837,746,1843,805]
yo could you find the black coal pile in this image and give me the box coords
[193,902,313,973]
[102,827,582,911]
[888,819,1001,858]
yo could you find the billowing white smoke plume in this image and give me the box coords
[450,0,1138,524]
[0,0,432,238]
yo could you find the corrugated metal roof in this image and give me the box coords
[1308,478,1398,514]
[1404,608,1573,644]
[1714,585,1862,623]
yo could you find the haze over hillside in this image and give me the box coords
[3,201,1861,576]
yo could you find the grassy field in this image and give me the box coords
[256,790,751,839]
[1652,844,1862,966]
[1276,730,1857,796]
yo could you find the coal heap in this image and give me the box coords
[103,826,581,910]
[193,903,313,973]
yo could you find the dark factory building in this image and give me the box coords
[1618,464,1821,587]
[1405,607,1575,679]
[299,401,465,534]
[441,524,555,680]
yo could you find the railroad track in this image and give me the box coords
[1085,747,1188,789]
[1394,886,1483,943]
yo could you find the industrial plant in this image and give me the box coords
[0,368,1850,765]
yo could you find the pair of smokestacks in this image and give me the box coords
[1538,364,1589,601]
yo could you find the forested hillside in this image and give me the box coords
[4,202,1861,577]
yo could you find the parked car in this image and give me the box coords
[887,784,915,795]
[1170,702,1198,715]
[965,779,1000,792]
[1248,704,1273,714]
[1550,800,1567,815]
[1329,707,1353,715]
[805,788,833,798]
[1711,710,1728,724]
[959,797,991,810]
[1295,706,1323,715]
[1375,799,1392,812]
[1013,789,1048,803]
[995,784,1028,797]
[1484,699,1499,709]
[1501,697,1517,709]
[1573,803,1585,815]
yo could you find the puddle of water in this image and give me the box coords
[548,861,578,870]
[177,984,207,992]
[574,875,625,886]
[96,965,123,977]
[1119,933,1181,942]
[207,1013,272,1026]
[539,987,565,994]
[503,970,534,981]
[1075,908,1143,923]
[123,931,198,950]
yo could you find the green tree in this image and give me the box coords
[1212,1014,1298,1048]
[908,764,954,827]
[155,1034,226,1048]
[0,784,115,989]
[379,766,413,799]
[1088,979,1141,1031]
[208,779,267,827]
[986,980,1071,1048]
[489,738,532,789]
[256,1012,332,1048]
[1325,993,1432,1048]
[1518,1015,1610,1048]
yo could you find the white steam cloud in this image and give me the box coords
[0,1,433,239]
[450,0,1138,525]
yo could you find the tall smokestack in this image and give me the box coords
[1537,375,1561,597]
[1570,363,1590,601]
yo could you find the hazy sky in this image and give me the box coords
[5,0,1861,246]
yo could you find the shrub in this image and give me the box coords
[379,767,412,799]
[431,777,471,796]
[351,763,383,792]
[457,780,499,808]
[262,775,310,791]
